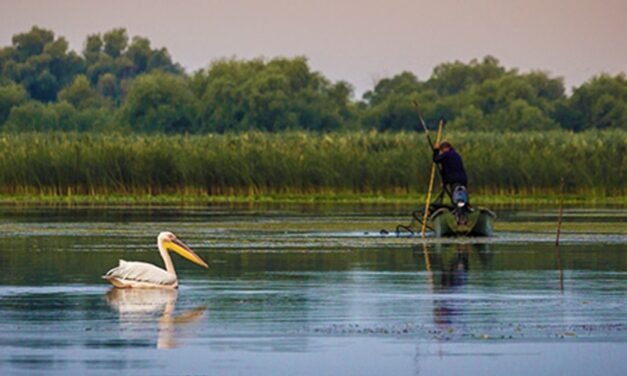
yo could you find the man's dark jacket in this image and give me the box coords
[433,147,468,186]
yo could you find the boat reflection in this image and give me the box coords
[415,243,492,326]
[105,288,207,349]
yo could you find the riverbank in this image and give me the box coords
[1,193,625,206]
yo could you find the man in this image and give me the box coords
[432,141,469,207]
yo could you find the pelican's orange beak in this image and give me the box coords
[166,238,209,268]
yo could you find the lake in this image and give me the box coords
[0,204,625,375]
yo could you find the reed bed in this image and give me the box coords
[0,130,624,197]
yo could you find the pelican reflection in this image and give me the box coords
[106,288,207,349]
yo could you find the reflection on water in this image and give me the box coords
[429,244,481,326]
[0,205,625,375]
[105,289,207,349]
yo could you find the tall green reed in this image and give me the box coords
[0,130,624,196]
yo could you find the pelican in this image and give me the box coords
[103,232,208,289]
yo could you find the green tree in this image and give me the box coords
[196,57,351,132]
[96,73,120,100]
[0,82,28,125]
[427,55,506,96]
[362,72,423,106]
[25,70,59,102]
[360,72,442,131]
[487,99,559,131]
[59,75,111,110]
[5,100,58,131]
[11,26,54,60]
[127,36,151,72]
[83,34,103,63]
[1,27,85,102]
[448,105,486,131]
[120,72,197,133]
[560,74,627,130]
[361,94,420,132]
[103,28,128,58]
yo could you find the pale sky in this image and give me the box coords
[1,0,625,97]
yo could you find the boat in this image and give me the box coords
[429,206,496,237]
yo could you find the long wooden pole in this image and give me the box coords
[555,177,565,246]
[421,120,444,238]
[420,242,433,289]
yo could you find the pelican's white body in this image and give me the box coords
[104,260,178,288]
[103,232,206,289]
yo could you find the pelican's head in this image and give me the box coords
[158,232,209,268]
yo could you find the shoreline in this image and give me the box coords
[0,193,624,207]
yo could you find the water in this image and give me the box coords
[0,204,625,375]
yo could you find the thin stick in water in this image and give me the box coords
[556,177,565,246]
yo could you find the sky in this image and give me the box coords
[0,0,625,97]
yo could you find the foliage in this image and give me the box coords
[0,26,180,109]
[557,74,627,131]
[4,100,112,132]
[0,27,625,132]
[361,57,569,132]
[0,82,28,125]
[119,72,197,133]
[193,57,354,132]
[1,27,84,102]
[58,75,111,110]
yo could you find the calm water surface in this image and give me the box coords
[0,204,625,375]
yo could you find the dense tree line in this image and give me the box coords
[0,27,625,133]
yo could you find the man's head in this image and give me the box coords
[438,141,452,152]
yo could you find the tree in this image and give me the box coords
[0,82,28,125]
[127,37,151,72]
[59,75,110,110]
[103,28,128,58]
[86,54,115,84]
[362,71,423,106]
[1,27,85,102]
[43,37,85,88]
[80,29,181,103]
[448,105,486,131]
[120,72,197,133]
[196,57,352,132]
[487,99,559,131]
[25,70,59,102]
[560,74,627,130]
[427,56,506,96]
[83,34,103,63]
[96,73,120,100]
[4,100,58,131]
[11,27,54,60]
[361,93,421,131]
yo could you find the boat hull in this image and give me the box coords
[430,207,496,237]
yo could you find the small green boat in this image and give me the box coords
[430,207,496,237]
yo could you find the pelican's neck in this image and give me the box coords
[158,238,177,277]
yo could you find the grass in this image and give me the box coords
[0,130,624,201]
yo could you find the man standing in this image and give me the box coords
[433,141,469,206]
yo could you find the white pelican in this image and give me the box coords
[103,232,208,289]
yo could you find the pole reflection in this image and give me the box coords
[415,243,493,327]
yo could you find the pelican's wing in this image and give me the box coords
[103,260,177,286]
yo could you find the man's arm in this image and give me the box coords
[433,149,446,163]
